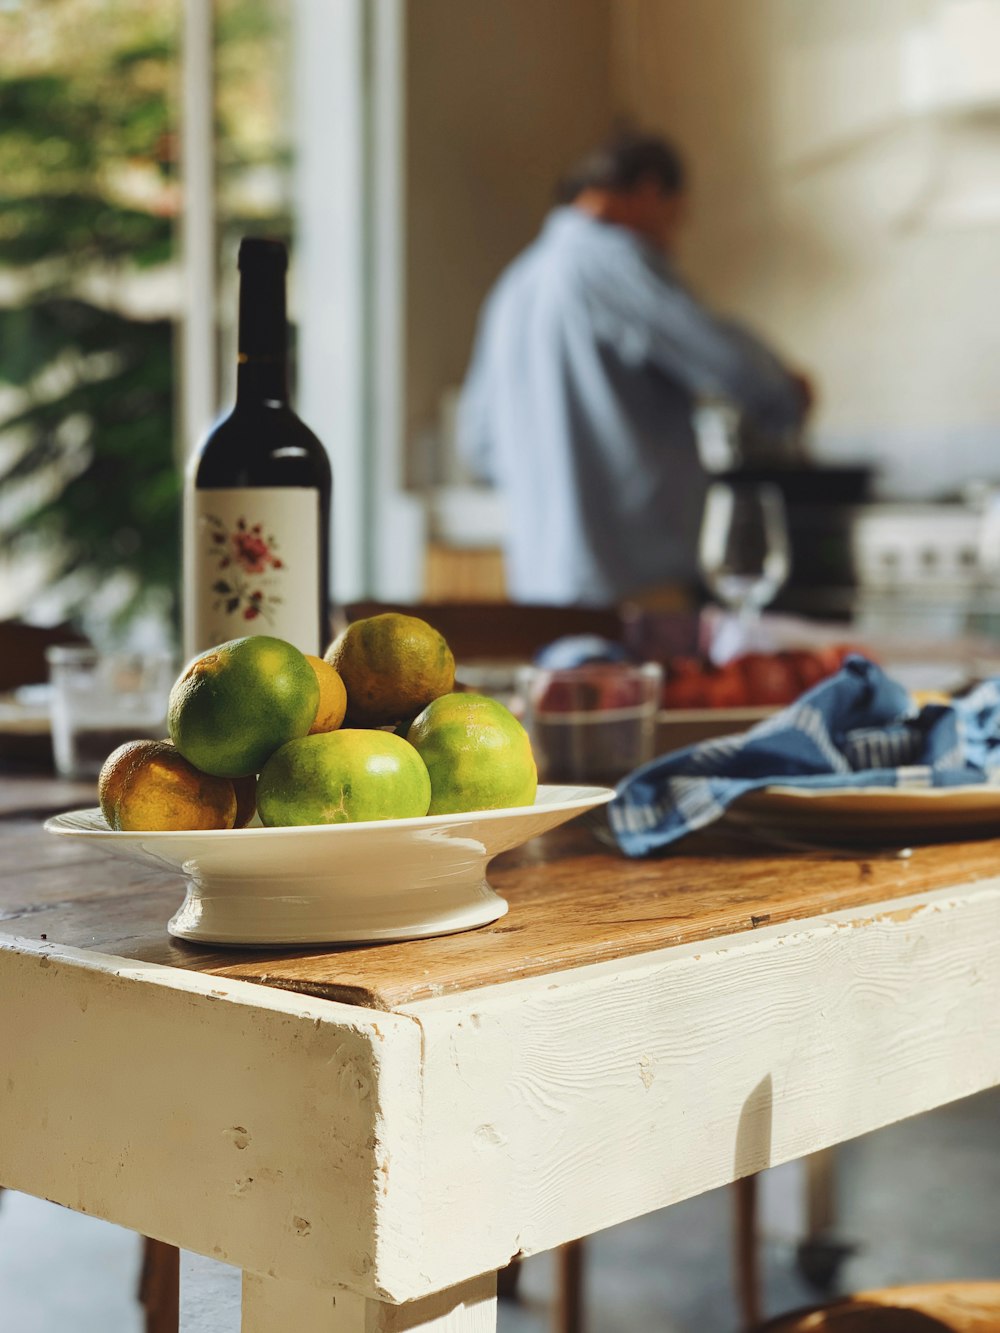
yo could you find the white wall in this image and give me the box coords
[405,0,614,468]
[613,0,1000,499]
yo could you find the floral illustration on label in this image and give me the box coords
[204,514,285,624]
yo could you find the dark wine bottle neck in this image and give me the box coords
[237,354,288,403]
[236,264,289,404]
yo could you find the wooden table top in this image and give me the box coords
[4,768,1000,1012]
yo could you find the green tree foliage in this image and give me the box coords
[1,1,291,637]
[0,5,179,632]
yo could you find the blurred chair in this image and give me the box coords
[548,1177,761,1333]
[734,1162,851,1329]
[0,618,178,1333]
[754,1281,1000,1331]
[138,1240,179,1333]
[0,619,87,693]
[341,601,622,661]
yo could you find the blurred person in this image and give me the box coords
[457,131,812,607]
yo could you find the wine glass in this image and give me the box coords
[698,480,791,622]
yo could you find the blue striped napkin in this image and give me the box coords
[609,655,1000,857]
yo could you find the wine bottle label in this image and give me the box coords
[185,486,322,657]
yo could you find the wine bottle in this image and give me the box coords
[183,238,332,659]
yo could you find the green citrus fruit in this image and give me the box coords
[99,739,237,832]
[168,636,319,778]
[257,729,432,826]
[324,613,455,728]
[407,692,537,815]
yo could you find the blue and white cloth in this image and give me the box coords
[610,656,1000,857]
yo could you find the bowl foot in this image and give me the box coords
[167,876,508,947]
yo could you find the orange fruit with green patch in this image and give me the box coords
[257,729,431,826]
[168,636,318,777]
[324,613,455,728]
[407,692,537,815]
[99,739,237,831]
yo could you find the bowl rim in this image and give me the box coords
[44,782,616,840]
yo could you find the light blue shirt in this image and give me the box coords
[458,207,805,606]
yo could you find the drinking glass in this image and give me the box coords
[47,646,174,780]
[517,663,663,787]
[698,480,791,622]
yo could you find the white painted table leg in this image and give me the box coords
[242,1273,497,1333]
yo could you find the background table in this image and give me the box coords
[3,772,1000,1330]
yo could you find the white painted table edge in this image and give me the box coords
[2,873,1000,1309]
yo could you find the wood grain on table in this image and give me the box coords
[3,770,999,1012]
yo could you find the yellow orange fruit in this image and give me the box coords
[257,729,432,826]
[406,692,537,815]
[168,635,319,778]
[99,739,237,832]
[305,654,348,734]
[324,613,455,728]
